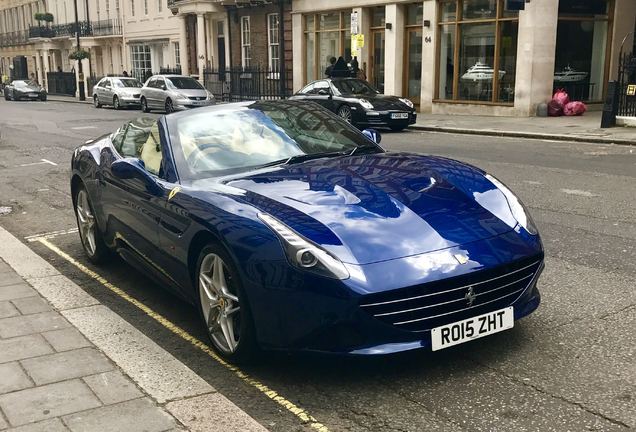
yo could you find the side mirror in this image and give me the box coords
[161,84,167,91]
[362,128,382,145]
[111,158,162,195]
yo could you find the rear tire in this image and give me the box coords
[141,97,150,113]
[73,184,110,264]
[93,95,101,108]
[195,244,258,363]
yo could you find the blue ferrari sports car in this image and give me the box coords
[71,100,544,362]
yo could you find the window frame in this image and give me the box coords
[241,16,251,68]
[302,10,352,84]
[267,13,280,75]
[435,0,520,105]
[130,0,135,17]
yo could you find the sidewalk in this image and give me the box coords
[412,110,636,145]
[0,226,268,432]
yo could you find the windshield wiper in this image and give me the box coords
[254,151,348,170]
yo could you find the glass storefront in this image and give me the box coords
[304,10,352,83]
[437,0,519,104]
[554,0,611,102]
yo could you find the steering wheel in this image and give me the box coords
[186,143,224,170]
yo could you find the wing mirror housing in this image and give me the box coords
[317,89,329,96]
[362,128,382,145]
[111,158,163,196]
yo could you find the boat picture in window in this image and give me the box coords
[553,65,589,83]
[461,61,506,82]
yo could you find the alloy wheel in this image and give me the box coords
[113,96,120,110]
[165,99,173,114]
[75,189,97,257]
[93,96,100,108]
[198,253,241,354]
[338,105,352,123]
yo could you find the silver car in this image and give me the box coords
[140,75,215,113]
[93,76,143,109]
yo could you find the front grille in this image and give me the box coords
[188,96,205,101]
[132,94,140,98]
[360,255,543,332]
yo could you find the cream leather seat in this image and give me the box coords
[140,124,162,175]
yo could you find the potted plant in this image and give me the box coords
[69,49,90,61]
[43,13,54,27]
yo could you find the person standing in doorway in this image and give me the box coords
[325,57,337,78]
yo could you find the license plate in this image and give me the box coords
[29,94,39,98]
[391,112,409,119]
[431,307,514,351]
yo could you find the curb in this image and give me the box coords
[47,97,92,105]
[410,125,636,146]
[0,225,268,432]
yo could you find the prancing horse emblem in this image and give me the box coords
[454,253,469,265]
[465,286,476,307]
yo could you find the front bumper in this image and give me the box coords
[246,231,544,355]
[174,99,215,110]
[119,96,141,106]
[352,109,417,129]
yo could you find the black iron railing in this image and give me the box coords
[46,71,77,96]
[28,19,121,39]
[0,31,29,47]
[29,26,55,38]
[202,65,293,102]
[159,66,182,75]
[617,51,636,117]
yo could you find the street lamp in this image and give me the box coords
[73,0,85,100]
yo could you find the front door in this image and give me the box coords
[370,29,385,93]
[404,28,423,106]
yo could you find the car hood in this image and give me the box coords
[346,94,411,111]
[217,153,520,265]
[171,88,208,97]
[16,85,42,92]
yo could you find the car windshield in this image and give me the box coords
[331,79,378,95]
[169,101,380,179]
[14,80,37,88]
[167,77,204,90]
[114,78,142,88]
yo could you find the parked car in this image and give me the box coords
[3,80,47,101]
[93,76,143,109]
[70,100,543,362]
[289,78,416,131]
[140,75,215,113]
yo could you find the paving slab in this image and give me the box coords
[166,393,269,432]
[0,284,36,302]
[25,276,98,311]
[0,274,26,288]
[62,305,213,403]
[0,380,101,426]
[10,297,51,315]
[0,302,19,319]
[0,334,53,363]
[82,370,143,405]
[20,347,113,386]
[41,328,91,352]
[0,312,70,339]
[0,363,33,394]
[62,398,175,432]
[4,418,68,432]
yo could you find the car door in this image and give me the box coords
[143,77,156,107]
[311,80,336,112]
[153,77,166,109]
[102,78,114,105]
[100,120,165,271]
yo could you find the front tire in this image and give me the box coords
[74,184,110,264]
[390,125,406,132]
[93,95,101,108]
[165,98,174,114]
[337,105,352,123]
[40,94,47,101]
[141,97,150,113]
[113,96,120,110]
[196,244,258,363]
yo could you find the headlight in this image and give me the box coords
[485,174,538,235]
[399,98,414,109]
[258,213,349,280]
[175,92,189,100]
[359,99,374,110]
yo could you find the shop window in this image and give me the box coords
[554,0,611,102]
[405,4,423,103]
[437,0,519,104]
[372,6,385,27]
[303,10,352,83]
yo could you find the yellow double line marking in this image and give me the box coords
[37,238,329,432]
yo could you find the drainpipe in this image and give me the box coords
[279,0,285,97]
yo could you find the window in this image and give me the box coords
[437,0,519,104]
[143,0,148,15]
[173,42,180,67]
[267,13,280,74]
[241,16,251,67]
[105,0,109,19]
[130,45,151,80]
[96,0,100,21]
[554,0,611,102]
[130,0,134,16]
[157,0,162,13]
[115,0,120,17]
[303,11,352,83]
